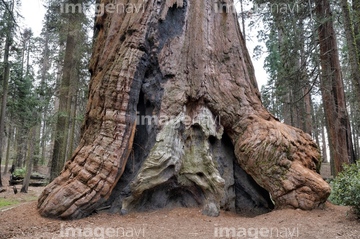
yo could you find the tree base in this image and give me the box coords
[104,106,274,216]
[37,0,330,220]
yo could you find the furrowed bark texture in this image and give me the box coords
[316,0,356,174]
[38,0,330,219]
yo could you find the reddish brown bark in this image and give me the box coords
[316,0,356,174]
[38,0,330,219]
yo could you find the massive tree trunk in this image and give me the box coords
[316,0,356,175]
[38,0,330,219]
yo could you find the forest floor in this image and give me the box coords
[0,164,359,239]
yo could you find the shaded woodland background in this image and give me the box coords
[0,0,359,190]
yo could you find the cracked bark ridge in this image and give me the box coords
[37,0,330,219]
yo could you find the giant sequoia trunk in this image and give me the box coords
[38,0,330,219]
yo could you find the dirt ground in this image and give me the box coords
[1,166,359,239]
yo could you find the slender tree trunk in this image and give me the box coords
[312,105,320,151]
[33,125,41,172]
[50,4,83,181]
[15,128,26,167]
[240,0,246,42]
[353,0,360,61]
[316,0,355,174]
[40,109,47,166]
[299,21,313,136]
[3,124,12,174]
[303,84,313,135]
[321,118,328,164]
[67,90,78,159]
[0,0,14,187]
[352,121,359,159]
[65,32,81,160]
[276,28,292,126]
[38,0,330,219]
[39,31,50,167]
[21,126,36,193]
[356,133,360,160]
[341,0,360,106]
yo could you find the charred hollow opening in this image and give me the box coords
[210,132,274,215]
[158,0,187,49]
[104,98,274,216]
[105,89,159,213]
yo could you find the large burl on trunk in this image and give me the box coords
[38,0,330,219]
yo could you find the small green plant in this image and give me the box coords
[329,161,360,216]
[0,196,39,209]
[13,168,26,178]
[0,199,18,208]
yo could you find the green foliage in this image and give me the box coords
[0,198,18,208]
[0,196,38,209]
[13,167,26,177]
[255,0,320,127]
[13,167,45,179]
[329,162,360,216]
